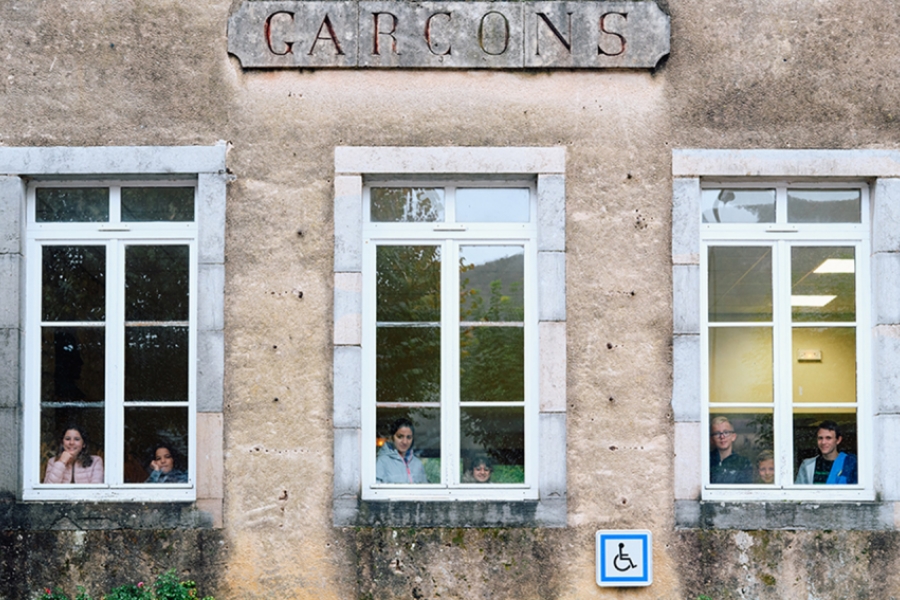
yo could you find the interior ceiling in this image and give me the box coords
[709,246,856,320]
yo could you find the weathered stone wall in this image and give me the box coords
[667,0,900,147]
[675,530,900,600]
[3,0,900,598]
[0,528,226,599]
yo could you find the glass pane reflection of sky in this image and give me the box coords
[457,188,529,222]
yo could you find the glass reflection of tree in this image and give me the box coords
[376,245,441,404]
[710,190,775,224]
[459,253,525,469]
[749,413,773,455]
[42,245,105,406]
[121,187,193,222]
[126,246,189,321]
[371,188,442,223]
[43,246,105,322]
[125,246,190,402]
[53,329,86,402]
[460,280,524,403]
[375,245,527,472]
[787,191,860,223]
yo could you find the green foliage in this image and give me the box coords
[421,458,525,484]
[38,570,214,600]
[375,245,442,405]
[102,583,149,600]
[153,569,212,600]
[370,187,443,223]
[491,464,525,483]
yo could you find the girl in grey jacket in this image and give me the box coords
[376,418,428,484]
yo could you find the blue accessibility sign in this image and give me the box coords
[596,530,652,587]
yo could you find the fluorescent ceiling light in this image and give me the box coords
[791,295,837,307]
[814,259,855,274]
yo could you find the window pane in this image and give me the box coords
[370,188,444,222]
[126,245,190,322]
[456,188,530,222]
[36,188,109,222]
[460,326,524,403]
[788,189,861,223]
[460,245,524,322]
[708,411,772,485]
[40,408,105,484]
[708,246,772,322]
[376,245,441,322]
[125,326,189,402]
[123,407,188,483]
[41,327,105,405]
[375,408,439,484]
[701,189,775,224]
[792,327,856,404]
[461,407,524,483]
[791,247,855,322]
[376,326,440,404]
[121,187,194,222]
[42,246,105,322]
[708,327,772,404]
[793,412,858,484]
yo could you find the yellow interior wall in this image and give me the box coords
[792,327,856,404]
[709,327,773,404]
[709,326,856,407]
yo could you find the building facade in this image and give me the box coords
[3,0,900,598]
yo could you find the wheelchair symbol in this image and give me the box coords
[613,543,638,572]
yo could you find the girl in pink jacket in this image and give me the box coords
[43,425,104,484]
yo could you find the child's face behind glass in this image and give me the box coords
[473,464,492,483]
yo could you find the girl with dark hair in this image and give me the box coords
[43,424,104,484]
[146,445,188,483]
[463,454,494,483]
[376,418,428,483]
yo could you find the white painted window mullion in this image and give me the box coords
[443,239,460,487]
[773,240,793,489]
[105,239,124,487]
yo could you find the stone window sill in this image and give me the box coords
[675,499,894,531]
[335,498,566,528]
[0,497,221,530]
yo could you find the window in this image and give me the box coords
[24,182,198,501]
[0,144,227,517]
[670,149,900,529]
[333,147,566,527]
[701,184,870,500]
[363,183,536,499]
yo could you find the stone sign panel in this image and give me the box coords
[228,1,670,69]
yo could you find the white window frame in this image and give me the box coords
[23,180,198,502]
[361,181,539,501]
[333,147,567,527]
[671,149,900,530]
[699,181,873,502]
[0,145,226,517]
